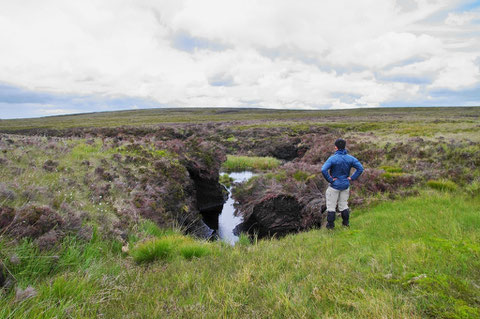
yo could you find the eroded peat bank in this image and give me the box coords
[0,107,479,318]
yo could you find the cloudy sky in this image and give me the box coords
[0,0,479,119]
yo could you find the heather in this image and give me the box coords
[0,107,479,318]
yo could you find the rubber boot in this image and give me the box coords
[341,209,350,227]
[326,211,336,229]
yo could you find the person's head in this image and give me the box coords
[335,138,346,150]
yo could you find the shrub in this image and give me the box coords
[0,184,16,202]
[130,238,174,263]
[42,160,59,172]
[6,205,63,239]
[426,179,458,192]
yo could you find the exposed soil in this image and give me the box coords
[234,195,310,238]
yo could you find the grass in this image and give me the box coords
[381,171,406,181]
[2,190,479,318]
[1,107,479,140]
[179,244,211,260]
[1,107,480,318]
[110,191,479,318]
[130,238,175,263]
[427,179,458,191]
[380,165,403,173]
[129,226,213,264]
[222,155,281,172]
[466,181,480,197]
[219,173,235,188]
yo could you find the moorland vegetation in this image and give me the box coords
[0,107,479,318]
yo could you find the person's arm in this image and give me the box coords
[349,157,364,181]
[321,158,335,183]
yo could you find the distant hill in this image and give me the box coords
[1,106,479,132]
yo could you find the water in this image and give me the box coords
[218,171,255,245]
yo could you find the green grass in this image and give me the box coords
[130,234,212,264]
[222,155,281,172]
[219,173,235,188]
[130,238,175,263]
[179,244,211,260]
[100,191,479,318]
[427,179,458,191]
[2,107,480,318]
[138,220,180,239]
[381,171,406,181]
[466,181,480,197]
[3,190,479,318]
[380,165,403,173]
[292,170,315,182]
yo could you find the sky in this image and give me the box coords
[0,0,479,119]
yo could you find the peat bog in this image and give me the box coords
[0,107,479,318]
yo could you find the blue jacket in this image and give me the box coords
[321,149,364,190]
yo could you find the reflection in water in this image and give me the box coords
[218,171,254,245]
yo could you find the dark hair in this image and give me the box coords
[335,138,346,150]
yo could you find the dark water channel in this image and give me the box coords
[218,171,255,245]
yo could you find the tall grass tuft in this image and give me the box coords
[427,179,458,191]
[237,233,252,246]
[130,234,212,263]
[380,165,403,173]
[179,244,211,260]
[130,238,174,263]
[140,220,179,238]
[222,155,281,172]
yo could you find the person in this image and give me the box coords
[321,138,364,229]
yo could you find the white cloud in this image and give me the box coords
[0,0,479,114]
[430,54,480,89]
[445,11,478,26]
[326,32,442,68]
[38,108,80,115]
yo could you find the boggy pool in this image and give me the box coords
[218,171,255,245]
